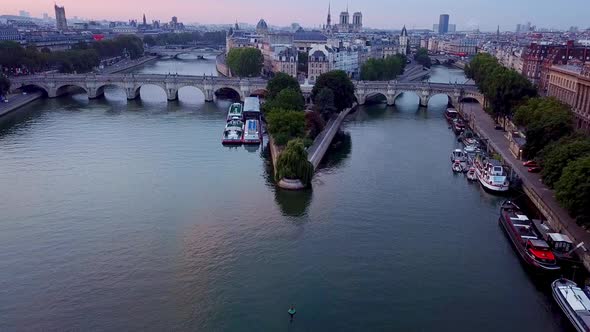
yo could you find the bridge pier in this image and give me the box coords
[419,90,430,107]
[126,87,140,100]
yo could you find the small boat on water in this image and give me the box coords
[227,103,243,121]
[464,145,477,153]
[499,201,560,272]
[452,118,466,134]
[451,149,467,162]
[552,278,590,332]
[243,119,262,144]
[452,160,464,173]
[531,219,582,267]
[221,119,244,145]
[474,154,510,192]
[444,108,459,123]
[466,167,477,181]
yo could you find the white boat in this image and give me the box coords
[452,160,464,173]
[474,155,509,192]
[552,278,590,332]
[222,119,244,145]
[227,103,243,120]
[451,149,467,162]
[243,119,261,144]
[464,145,477,153]
[466,167,477,181]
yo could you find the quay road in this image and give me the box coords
[0,92,43,117]
[461,102,590,270]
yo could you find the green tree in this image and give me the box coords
[305,110,325,139]
[266,88,304,111]
[540,137,590,188]
[0,75,10,97]
[266,108,306,146]
[360,55,406,81]
[311,70,355,113]
[415,48,431,68]
[555,156,590,225]
[226,47,263,77]
[275,138,314,186]
[514,97,574,158]
[266,72,301,99]
[313,87,336,119]
[143,35,156,47]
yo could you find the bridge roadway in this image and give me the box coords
[9,74,483,107]
[147,46,223,59]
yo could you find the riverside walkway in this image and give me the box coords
[307,106,356,170]
[460,102,590,270]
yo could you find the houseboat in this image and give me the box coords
[227,103,243,121]
[474,154,510,192]
[243,119,262,144]
[531,219,582,267]
[499,201,560,272]
[552,278,590,332]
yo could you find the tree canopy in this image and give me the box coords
[266,72,301,100]
[275,138,314,187]
[265,88,305,112]
[556,156,590,225]
[314,87,337,119]
[465,53,536,122]
[226,48,263,77]
[514,97,574,159]
[311,70,355,113]
[360,54,406,81]
[540,137,590,188]
[266,108,306,146]
[414,48,431,68]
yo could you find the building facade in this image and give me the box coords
[546,65,590,132]
[308,44,331,82]
[324,6,362,34]
[398,26,409,55]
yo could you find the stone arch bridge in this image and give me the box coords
[10,74,483,107]
[10,74,268,102]
[147,46,223,59]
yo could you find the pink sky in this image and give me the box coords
[2,0,319,27]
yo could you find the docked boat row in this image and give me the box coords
[552,278,590,332]
[446,108,510,193]
[221,97,263,145]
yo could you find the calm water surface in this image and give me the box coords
[0,61,572,331]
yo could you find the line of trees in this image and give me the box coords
[0,74,9,97]
[514,97,590,225]
[226,48,263,77]
[360,54,407,81]
[0,35,144,75]
[143,31,226,46]
[465,53,537,126]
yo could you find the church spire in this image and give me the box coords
[327,1,331,26]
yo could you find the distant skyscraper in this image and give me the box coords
[54,4,68,31]
[448,24,456,33]
[438,14,449,34]
[433,24,439,32]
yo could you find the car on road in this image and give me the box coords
[528,166,542,173]
[523,160,539,167]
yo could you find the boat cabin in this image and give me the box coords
[547,233,574,253]
[243,97,261,120]
[451,149,466,161]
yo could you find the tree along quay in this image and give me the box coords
[458,102,590,272]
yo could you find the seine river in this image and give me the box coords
[0,56,572,331]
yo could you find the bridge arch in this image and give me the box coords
[13,83,50,96]
[460,94,484,106]
[54,83,89,98]
[214,86,242,101]
[176,85,207,103]
[427,93,454,109]
[136,83,169,102]
[364,92,388,104]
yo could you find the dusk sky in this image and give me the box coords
[2,0,589,31]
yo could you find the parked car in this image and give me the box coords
[528,166,542,173]
[523,160,539,167]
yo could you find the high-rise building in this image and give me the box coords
[448,24,456,33]
[54,4,68,31]
[438,14,449,34]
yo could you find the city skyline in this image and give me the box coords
[2,0,589,31]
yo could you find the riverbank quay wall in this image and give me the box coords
[0,92,43,118]
[458,103,590,271]
[216,54,231,77]
[102,56,158,74]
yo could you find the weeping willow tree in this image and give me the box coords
[276,139,314,187]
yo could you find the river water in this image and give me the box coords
[0,59,572,331]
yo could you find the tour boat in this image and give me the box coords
[227,103,243,121]
[499,201,560,271]
[444,108,459,123]
[243,119,262,144]
[451,149,467,162]
[466,167,477,181]
[221,119,244,145]
[531,219,582,267]
[552,278,590,332]
[474,154,509,192]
